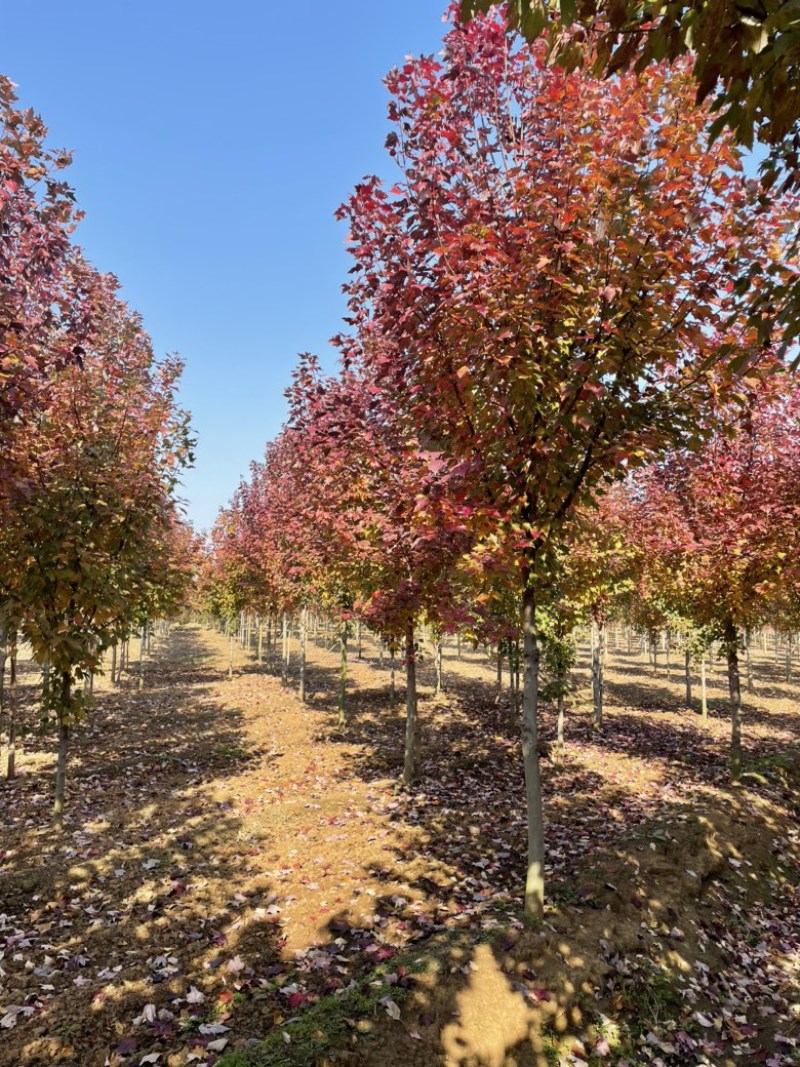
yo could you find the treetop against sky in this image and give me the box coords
[2,1,795,532]
[1,0,444,531]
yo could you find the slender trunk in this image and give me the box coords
[514,643,521,708]
[591,619,604,730]
[338,622,348,725]
[6,650,17,779]
[556,690,565,764]
[700,654,708,720]
[389,645,396,701]
[228,630,234,680]
[724,619,743,782]
[403,621,418,785]
[299,608,307,704]
[258,619,264,665]
[627,626,633,655]
[496,649,503,691]
[745,627,754,694]
[521,582,545,920]
[54,673,71,827]
[684,649,692,707]
[665,630,671,682]
[456,633,462,661]
[138,625,146,690]
[111,644,118,686]
[282,613,289,685]
[786,635,792,684]
[357,620,363,660]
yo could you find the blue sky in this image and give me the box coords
[2,1,447,531]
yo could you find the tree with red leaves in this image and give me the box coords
[287,355,472,779]
[627,370,800,779]
[0,268,193,823]
[0,77,92,479]
[338,10,798,915]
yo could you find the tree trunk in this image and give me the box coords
[665,630,671,681]
[434,639,443,696]
[228,630,234,679]
[456,633,462,661]
[556,690,565,764]
[591,619,604,730]
[299,608,307,704]
[357,620,363,660]
[258,619,264,665]
[389,645,396,701]
[724,619,743,782]
[700,654,708,720]
[282,612,289,685]
[54,673,71,828]
[6,649,17,779]
[521,582,545,920]
[496,648,503,691]
[0,642,5,759]
[138,625,146,690]
[111,644,118,686]
[403,621,418,785]
[338,622,348,725]
[684,649,692,708]
[745,627,754,693]
[785,635,792,684]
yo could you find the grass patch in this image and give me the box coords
[217,953,428,1067]
[742,750,798,789]
[214,743,250,760]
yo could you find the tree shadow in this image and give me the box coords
[0,628,283,1067]
[11,624,789,1066]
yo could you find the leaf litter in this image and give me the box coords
[0,625,797,1065]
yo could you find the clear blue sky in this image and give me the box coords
[2,1,446,531]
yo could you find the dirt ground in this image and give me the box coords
[0,625,798,1067]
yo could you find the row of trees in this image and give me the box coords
[0,77,197,821]
[201,9,800,918]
